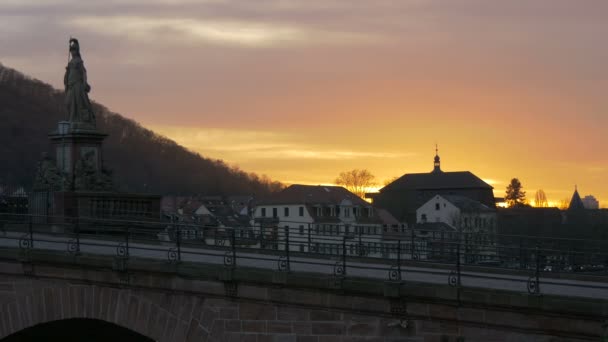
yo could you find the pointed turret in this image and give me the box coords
[568,185,585,211]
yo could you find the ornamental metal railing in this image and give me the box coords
[0,212,607,299]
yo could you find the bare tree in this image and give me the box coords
[505,178,526,207]
[534,189,548,207]
[558,198,570,210]
[335,169,376,199]
[383,176,399,187]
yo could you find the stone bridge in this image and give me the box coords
[0,248,607,342]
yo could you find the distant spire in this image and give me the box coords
[568,185,585,211]
[433,144,441,173]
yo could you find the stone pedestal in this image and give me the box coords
[49,121,107,177]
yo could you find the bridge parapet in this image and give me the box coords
[0,246,607,341]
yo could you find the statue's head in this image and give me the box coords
[69,38,80,57]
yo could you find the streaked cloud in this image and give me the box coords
[150,126,413,160]
[67,16,378,47]
[1,0,606,206]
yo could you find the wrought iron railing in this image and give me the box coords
[1,212,607,298]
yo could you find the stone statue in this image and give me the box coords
[64,38,96,128]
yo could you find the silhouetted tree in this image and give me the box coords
[505,178,526,207]
[558,198,570,210]
[534,189,548,207]
[383,176,399,187]
[335,169,376,199]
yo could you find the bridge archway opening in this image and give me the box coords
[0,318,154,342]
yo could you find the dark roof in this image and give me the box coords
[257,185,370,206]
[568,188,586,211]
[381,171,492,192]
[441,195,494,212]
[376,208,401,225]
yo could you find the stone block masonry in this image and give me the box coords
[0,251,606,341]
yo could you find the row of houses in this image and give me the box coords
[161,151,499,263]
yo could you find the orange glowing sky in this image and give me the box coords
[2,0,606,206]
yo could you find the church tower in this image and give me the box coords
[432,144,442,173]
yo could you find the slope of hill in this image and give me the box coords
[0,63,283,195]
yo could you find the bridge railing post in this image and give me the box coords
[28,215,34,250]
[307,223,311,253]
[176,224,182,262]
[397,239,402,280]
[285,226,290,271]
[231,228,237,268]
[410,228,415,260]
[125,223,130,258]
[342,236,347,276]
[75,216,81,254]
[535,243,541,293]
[457,234,461,286]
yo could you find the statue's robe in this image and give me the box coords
[64,56,95,126]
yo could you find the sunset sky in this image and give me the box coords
[1,0,606,207]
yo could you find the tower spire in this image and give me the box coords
[433,144,441,173]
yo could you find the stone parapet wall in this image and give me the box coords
[0,252,606,341]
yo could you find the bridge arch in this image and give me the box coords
[1,318,153,342]
[0,276,214,342]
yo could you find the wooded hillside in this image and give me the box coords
[0,63,283,195]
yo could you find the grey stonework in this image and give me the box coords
[0,259,604,342]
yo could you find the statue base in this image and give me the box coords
[49,121,107,176]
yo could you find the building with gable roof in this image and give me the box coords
[416,194,497,263]
[369,148,495,225]
[254,184,392,255]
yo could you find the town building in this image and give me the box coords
[160,195,254,244]
[254,185,397,256]
[369,148,496,225]
[582,195,600,210]
[416,194,497,263]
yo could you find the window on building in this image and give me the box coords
[345,208,350,217]
[299,225,304,234]
[273,208,278,218]
[330,207,335,217]
[435,203,440,210]
[299,207,304,216]
[261,208,266,217]
[299,244,304,252]
[421,214,427,222]
[284,207,289,217]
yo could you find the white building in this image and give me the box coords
[416,194,497,263]
[582,195,599,210]
[253,185,389,256]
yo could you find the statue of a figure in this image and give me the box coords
[64,38,95,127]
